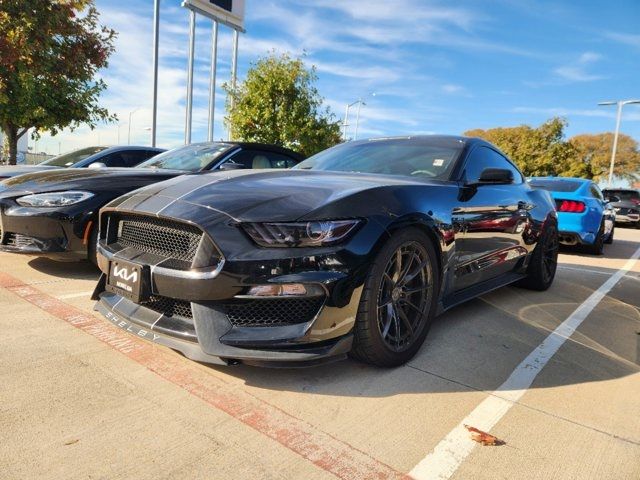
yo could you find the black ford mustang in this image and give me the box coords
[0,142,303,263]
[92,136,558,367]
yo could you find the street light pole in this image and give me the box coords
[343,100,360,141]
[184,9,196,145]
[151,0,160,147]
[598,99,640,186]
[354,98,365,140]
[343,93,376,141]
[128,108,140,145]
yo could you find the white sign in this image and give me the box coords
[182,0,245,31]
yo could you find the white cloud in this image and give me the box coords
[553,51,605,83]
[513,106,640,122]
[605,32,640,49]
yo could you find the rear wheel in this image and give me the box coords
[517,222,558,291]
[604,225,614,244]
[586,223,605,255]
[351,228,440,367]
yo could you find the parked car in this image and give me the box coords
[0,142,303,263]
[0,146,165,180]
[529,177,615,254]
[91,135,558,368]
[602,188,640,228]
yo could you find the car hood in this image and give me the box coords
[0,167,185,197]
[111,169,439,222]
[0,165,56,179]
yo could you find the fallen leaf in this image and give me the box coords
[464,425,504,446]
[64,439,79,446]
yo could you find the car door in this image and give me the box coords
[452,146,531,291]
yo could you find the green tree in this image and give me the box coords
[0,0,116,164]
[224,53,342,157]
[465,118,586,177]
[569,133,640,182]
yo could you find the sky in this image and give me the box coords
[34,0,640,161]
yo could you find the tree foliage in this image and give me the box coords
[465,118,586,178]
[224,53,342,157]
[0,0,116,164]
[570,133,640,182]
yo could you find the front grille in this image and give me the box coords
[111,214,203,263]
[224,297,324,327]
[141,295,193,320]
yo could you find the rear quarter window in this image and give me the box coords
[528,180,583,192]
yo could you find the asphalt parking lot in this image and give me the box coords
[1,227,639,480]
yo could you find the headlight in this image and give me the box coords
[243,220,361,247]
[16,191,94,207]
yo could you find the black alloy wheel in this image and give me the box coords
[376,241,433,352]
[517,222,558,291]
[541,226,559,284]
[351,228,439,367]
[586,223,605,255]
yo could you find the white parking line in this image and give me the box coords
[409,245,640,480]
[558,265,639,280]
[56,291,94,300]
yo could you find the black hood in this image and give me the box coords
[111,169,437,222]
[0,165,56,179]
[0,167,184,197]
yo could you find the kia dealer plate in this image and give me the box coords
[106,259,149,303]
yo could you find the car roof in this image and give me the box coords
[98,145,166,153]
[185,141,305,160]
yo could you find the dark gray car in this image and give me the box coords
[603,188,640,228]
[0,146,165,180]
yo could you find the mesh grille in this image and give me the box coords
[224,297,324,327]
[141,295,193,320]
[113,215,202,263]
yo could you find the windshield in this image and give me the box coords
[528,179,583,192]
[605,190,640,201]
[137,143,231,172]
[294,138,462,179]
[41,146,108,167]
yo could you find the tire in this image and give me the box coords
[604,225,614,244]
[87,226,98,266]
[350,228,440,367]
[516,222,559,291]
[585,223,605,255]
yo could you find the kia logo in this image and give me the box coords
[113,266,138,283]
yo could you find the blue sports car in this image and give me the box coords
[529,177,615,255]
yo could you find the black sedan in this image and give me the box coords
[0,142,303,263]
[0,145,165,180]
[92,135,559,367]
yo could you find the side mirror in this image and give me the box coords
[219,162,244,171]
[473,168,513,185]
[88,162,107,169]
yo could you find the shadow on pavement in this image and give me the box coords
[27,257,100,280]
[215,261,640,398]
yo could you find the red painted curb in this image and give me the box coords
[0,272,411,480]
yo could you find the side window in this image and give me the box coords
[223,150,258,169]
[96,153,126,168]
[222,150,298,169]
[463,147,523,184]
[121,150,158,167]
[590,184,604,201]
[262,151,299,169]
